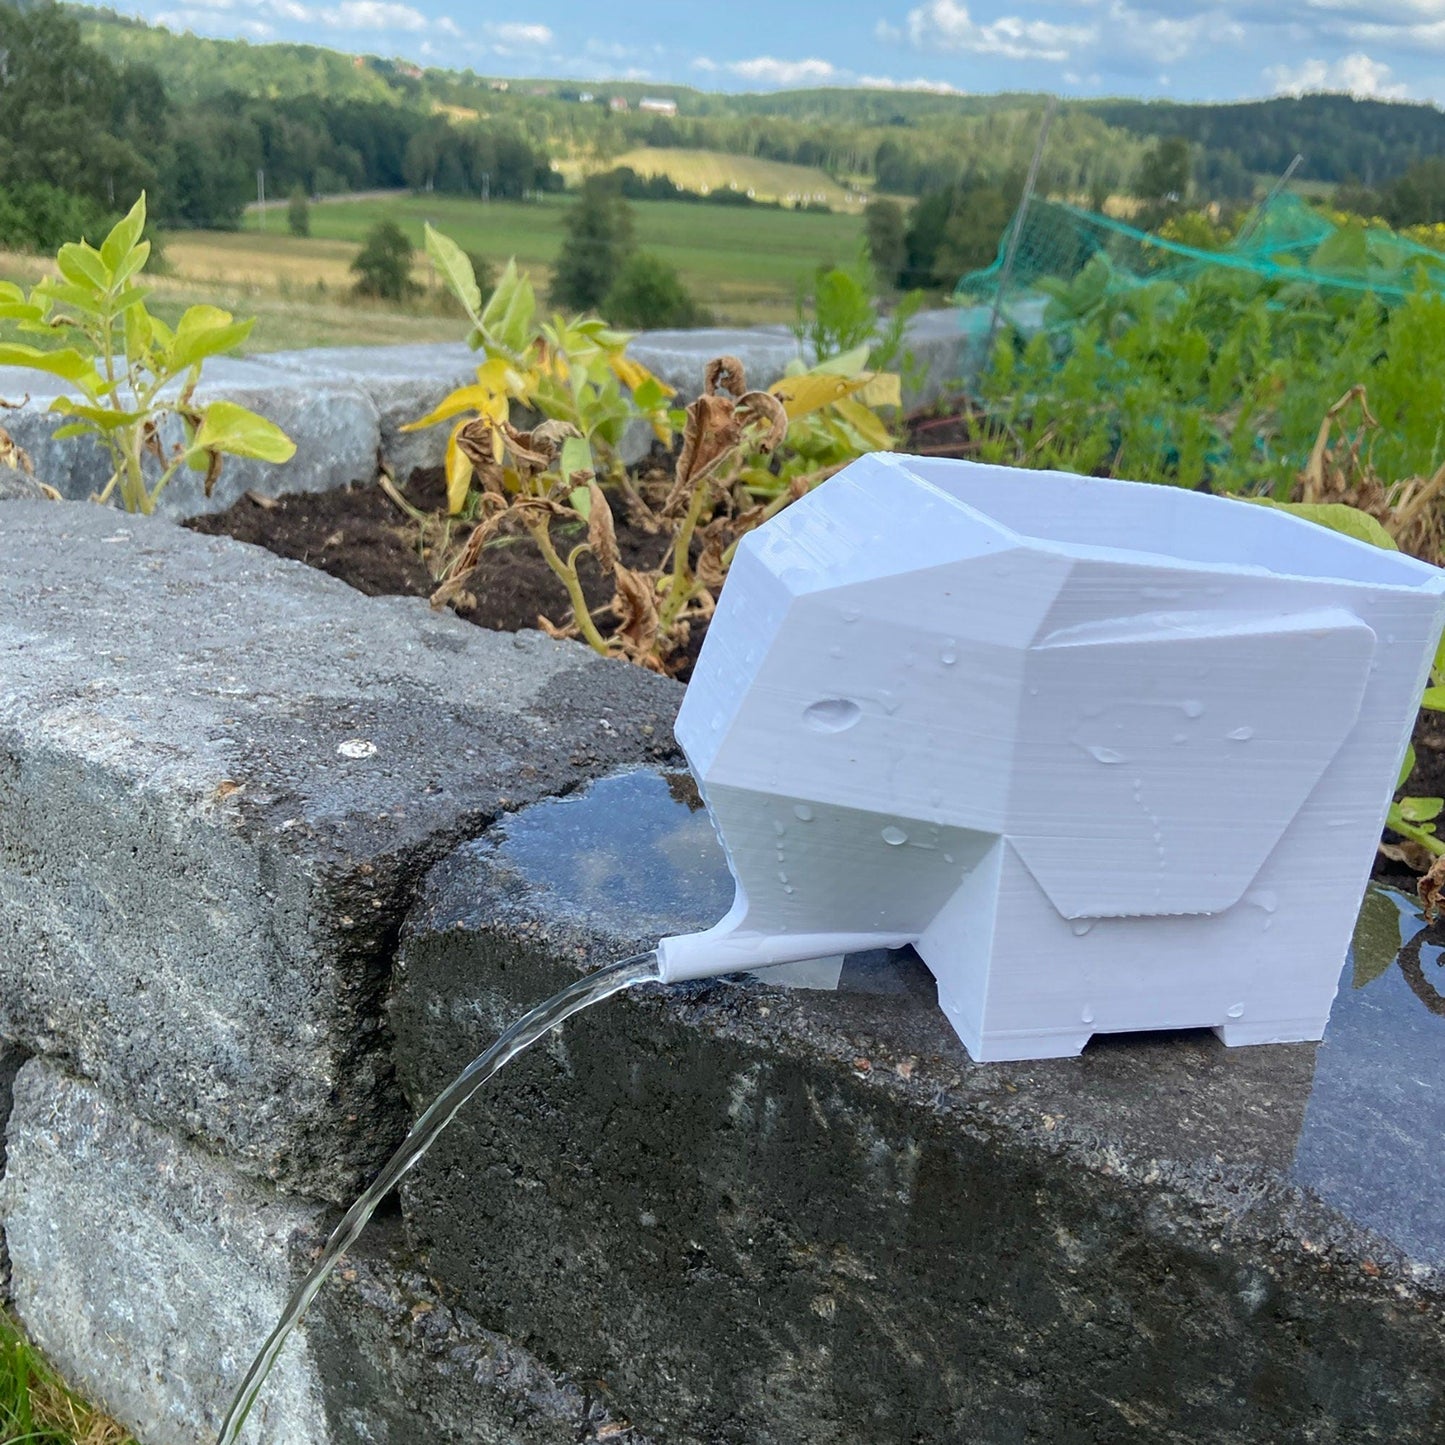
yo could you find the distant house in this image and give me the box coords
[489,79,510,92]
[398,63,422,80]
[638,97,678,116]
[608,96,630,113]
[578,92,595,103]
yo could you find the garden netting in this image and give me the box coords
[954,193,1445,325]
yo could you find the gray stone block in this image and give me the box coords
[1,1059,331,1445]
[390,768,1445,1445]
[0,360,380,518]
[264,343,478,484]
[0,504,681,1198]
[629,328,805,399]
[0,1059,657,1445]
[0,464,47,502]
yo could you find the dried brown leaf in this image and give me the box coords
[587,480,619,573]
[1420,852,1445,922]
[1379,838,1436,873]
[0,425,33,475]
[201,448,224,498]
[738,390,788,455]
[613,564,659,656]
[501,418,580,471]
[535,614,577,639]
[455,417,500,473]
[705,355,747,397]
[669,393,741,512]
[243,489,280,510]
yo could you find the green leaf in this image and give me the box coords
[100,195,147,273]
[1351,887,1402,989]
[168,305,254,371]
[0,344,103,396]
[425,224,481,322]
[49,396,147,431]
[124,303,153,366]
[1399,795,1444,823]
[55,242,110,293]
[569,485,592,518]
[109,240,151,289]
[193,401,296,463]
[1398,743,1418,791]
[1245,497,1398,551]
[560,433,594,482]
[1421,687,1445,713]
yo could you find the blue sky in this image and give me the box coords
[117,0,1445,104]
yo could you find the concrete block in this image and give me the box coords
[0,1059,656,1445]
[629,328,805,399]
[264,343,479,483]
[1,1059,331,1445]
[0,359,380,518]
[391,768,1445,1445]
[0,504,681,1198]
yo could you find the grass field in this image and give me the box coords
[1,192,864,355]
[240,192,865,327]
[0,1311,134,1445]
[558,147,867,211]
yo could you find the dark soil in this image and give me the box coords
[187,466,677,640]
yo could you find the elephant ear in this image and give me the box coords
[1009,607,1376,920]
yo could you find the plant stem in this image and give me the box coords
[1389,810,1445,857]
[658,479,711,632]
[528,520,609,656]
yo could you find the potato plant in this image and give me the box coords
[0,195,294,514]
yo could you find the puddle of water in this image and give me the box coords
[1291,885,1445,1267]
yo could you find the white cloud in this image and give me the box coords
[728,55,839,85]
[487,21,553,46]
[691,57,719,72]
[904,0,1094,61]
[1266,50,1408,96]
[856,73,965,92]
[316,0,430,29]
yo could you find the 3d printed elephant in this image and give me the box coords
[657,453,1445,1061]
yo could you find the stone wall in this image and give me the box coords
[0,346,1443,1443]
[0,312,990,519]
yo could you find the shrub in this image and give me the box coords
[603,253,709,329]
[550,177,634,311]
[0,182,114,255]
[287,186,310,238]
[351,219,417,300]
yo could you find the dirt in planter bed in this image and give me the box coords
[187,465,680,642]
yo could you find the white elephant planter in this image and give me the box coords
[657,454,1445,1062]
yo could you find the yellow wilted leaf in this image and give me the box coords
[770,370,871,420]
[832,396,895,451]
[445,419,474,514]
[854,371,902,409]
[609,352,674,398]
[403,383,499,434]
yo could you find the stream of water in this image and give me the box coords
[216,949,663,1445]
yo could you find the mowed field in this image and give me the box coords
[230,192,864,328]
[2,194,864,354]
[557,148,866,211]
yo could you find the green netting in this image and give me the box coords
[954,193,1445,321]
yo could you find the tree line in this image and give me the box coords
[0,0,554,249]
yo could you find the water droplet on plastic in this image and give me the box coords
[772,820,787,837]
[1247,889,1278,913]
[1089,746,1124,764]
[783,885,795,895]
[1173,733,1188,745]
[940,650,957,666]
[1182,699,1205,718]
[828,645,844,659]
[1081,1005,1095,1024]
[943,853,955,864]
[804,698,861,732]
[777,871,789,884]
[1228,726,1254,742]
[792,804,814,822]
[1227,1003,1245,1019]
[841,607,861,623]
[1071,919,1095,936]
[1028,685,1039,696]
[881,825,908,846]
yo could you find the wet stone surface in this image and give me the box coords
[392,767,1445,1445]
